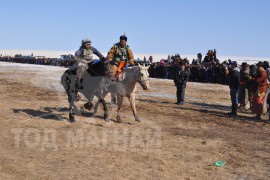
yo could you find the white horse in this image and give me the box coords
[106,64,150,122]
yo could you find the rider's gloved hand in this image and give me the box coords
[104,59,111,64]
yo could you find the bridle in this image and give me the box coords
[136,68,149,84]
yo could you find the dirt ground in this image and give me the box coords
[0,62,270,179]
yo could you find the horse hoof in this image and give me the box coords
[69,118,75,123]
[116,116,121,123]
[135,116,141,122]
[69,114,75,123]
[104,114,109,121]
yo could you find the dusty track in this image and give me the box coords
[0,63,269,179]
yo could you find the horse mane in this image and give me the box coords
[87,61,105,76]
[87,61,114,79]
[123,66,140,72]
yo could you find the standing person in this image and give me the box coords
[264,61,270,122]
[143,56,147,64]
[227,61,240,116]
[174,61,190,105]
[172,55,181,80]
[238,62,250,110]
[213,49,217,61]
[197,53,202,64]
[148,55,153,64]
[252,62,268,121]
[248,64,257,110]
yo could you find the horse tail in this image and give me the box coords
[61,70,73,92]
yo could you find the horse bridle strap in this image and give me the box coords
[138,79,148,83]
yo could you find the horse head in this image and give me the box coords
[136,64,150,90]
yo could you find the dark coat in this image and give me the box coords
[174,66,190,87]
[228,67,240,89]
[240,67,250,82]
[240,67,250,88]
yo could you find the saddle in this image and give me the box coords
[87,60,116,81]
[87,60,104,76]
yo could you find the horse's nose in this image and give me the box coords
[144,85,150,90]
[146,82,150,89]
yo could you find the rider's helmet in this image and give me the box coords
[120,35,127,41]
[81,38,91,46]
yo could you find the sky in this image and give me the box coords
[0,0,269,58]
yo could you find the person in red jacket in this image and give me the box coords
[252,62,268,120]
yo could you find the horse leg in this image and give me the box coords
[62,72,80,123]
[116,95,123,122]
[69,103,75,123]
[111,93,117,104]
[93,99,100,114]
[101,91,109,121]
[70,99,81,116]
[68,90,81,123]
[129,93,141,122]
[93,88,108,114]
[69,112,75,123]
[100,99,109,121]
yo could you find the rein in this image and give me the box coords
[136,69,149,83]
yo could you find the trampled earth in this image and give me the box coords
[0,62,269,179]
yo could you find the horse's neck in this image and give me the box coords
[121,68,138,92]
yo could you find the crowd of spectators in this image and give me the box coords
[0,50,247,86]
[0,54,76,67]
[147,50,234,85]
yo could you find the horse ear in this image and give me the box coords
[138,63,142,67]
[143,64,145,67]
[146,65,150,70]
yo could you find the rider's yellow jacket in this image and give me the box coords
[107,43,134,65]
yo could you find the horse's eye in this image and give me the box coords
[141,73,144,76]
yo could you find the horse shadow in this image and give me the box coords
[12,108,67,121]
[13,107,102,122]
[12,106,135,124]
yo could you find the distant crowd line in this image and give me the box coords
[0,55,76,67]
[0,50,252,86]
[148,49,233,85]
